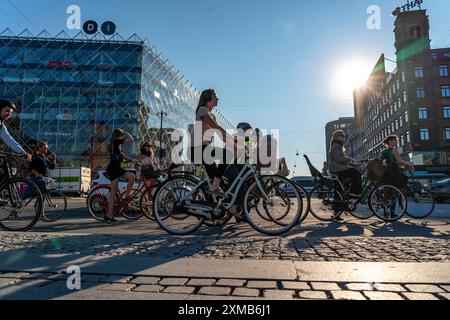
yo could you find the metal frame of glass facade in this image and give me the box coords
[0,29,233,174]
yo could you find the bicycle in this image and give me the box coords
[152,163,303,236]
[305,155,408,222]
[0,152,43,232]
[36,177,68,223]
[403,175,436,219]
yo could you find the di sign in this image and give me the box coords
[393,0,424,15]
[83,21,116,35]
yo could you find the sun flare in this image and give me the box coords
[330,58,373,99]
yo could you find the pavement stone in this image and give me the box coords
[130,277,160,285]
[81,275,106,283]
[281,281,310,290]
[198,286,232,296]
[405,284,445,293]
[402,292,440,300]
[99,283,136,292]
[163,286,196,294]
[311,282,341,291]
[263,289,295,300]
[298,291,327,300]
[373,284,406,292]
[133,285,164,293]
[246,281,278,289]
[159,278,189,286]
[232,288,260,297]
[346,283,375,291]
[331,291,367,300]
[364,291,404,300]
[0,272,30,279]
[187,279,216,287]
[216,279,246,287]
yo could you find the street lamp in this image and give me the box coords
[157,111,168,161]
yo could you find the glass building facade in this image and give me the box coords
[0,29,232,174]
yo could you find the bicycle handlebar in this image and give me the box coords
[0,152,27,160]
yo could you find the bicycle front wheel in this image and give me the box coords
[369,185,407,222]
[41,189,67,222]
[120,189,144,220]
[153,177,206,235]
[0,178,43,232]
[404,187,435,219]
[244,175,302,235]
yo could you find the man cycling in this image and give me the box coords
[0,99,32,162]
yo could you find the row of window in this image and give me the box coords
[414,65,449,78]
[418,106,450,120]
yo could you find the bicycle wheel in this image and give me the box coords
[244,176,302,235]
[309,185,344,221]
[139,185,158,221]
[120,189,144,220]
[349,193,374,220]
[153,177,206,235]
[87,186,120,221]
[404,186,436,219]
[369,185,407,222]
[0,178,43,232]
[295,184,310,223]
[41,189,67,222]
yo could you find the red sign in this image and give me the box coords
[48,61,72,68]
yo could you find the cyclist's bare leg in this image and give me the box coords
[107,179,120,219]
[122,172,135,199]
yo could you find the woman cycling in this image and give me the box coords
[381,135,415,189]
[105,129,135,222]
[136,141,161,188]
[190,89,237,198]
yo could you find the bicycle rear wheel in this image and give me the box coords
[369,185,407,222]
[244,176,302,235]
[309,185,344,221]
[41,189,67,222]
[153,177,206,235]
[0,178,43,232]
[86,186,120,221]
[404,186,435,219]
[140,185,158,221]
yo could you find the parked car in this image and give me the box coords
[91,169,140,194]
[291,177,315,194]
[424,178,450,203]
[278,176,315,198]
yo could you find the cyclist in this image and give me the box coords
[329,130,362,198]
[136,141,161,188]
[29,141,57,188]
[381,135,415,189]
[0,99,32,162]
[189,89,237,198]
[105,129,135,222]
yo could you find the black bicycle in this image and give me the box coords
[403,175,436,219]
[0,152,43,232]
[305,155,408,222]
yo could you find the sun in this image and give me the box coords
[330,58,373,99]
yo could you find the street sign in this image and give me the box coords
[393,0,424,16]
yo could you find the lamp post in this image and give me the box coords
[157,111,168,161]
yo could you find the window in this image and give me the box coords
[400,135,405,147]
[440,65,449,77]
[399,116,403,128]
[403,91,408,103]
[406,131,411,143]
[420,129,430,141]
[441,85,450,97]
[401,71,406,82]
[431,53,438,60]
[418,107,428,119]
[416,87,426,98]
[445,128,450,141]
[414,66,424,78]
[444,106,450,119]
[405,110,409,123]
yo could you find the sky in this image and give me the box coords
[1,0,450,175]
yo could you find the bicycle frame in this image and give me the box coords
[174,164,272,211]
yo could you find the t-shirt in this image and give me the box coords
[30,155,55,177]
[191,106,217,147]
